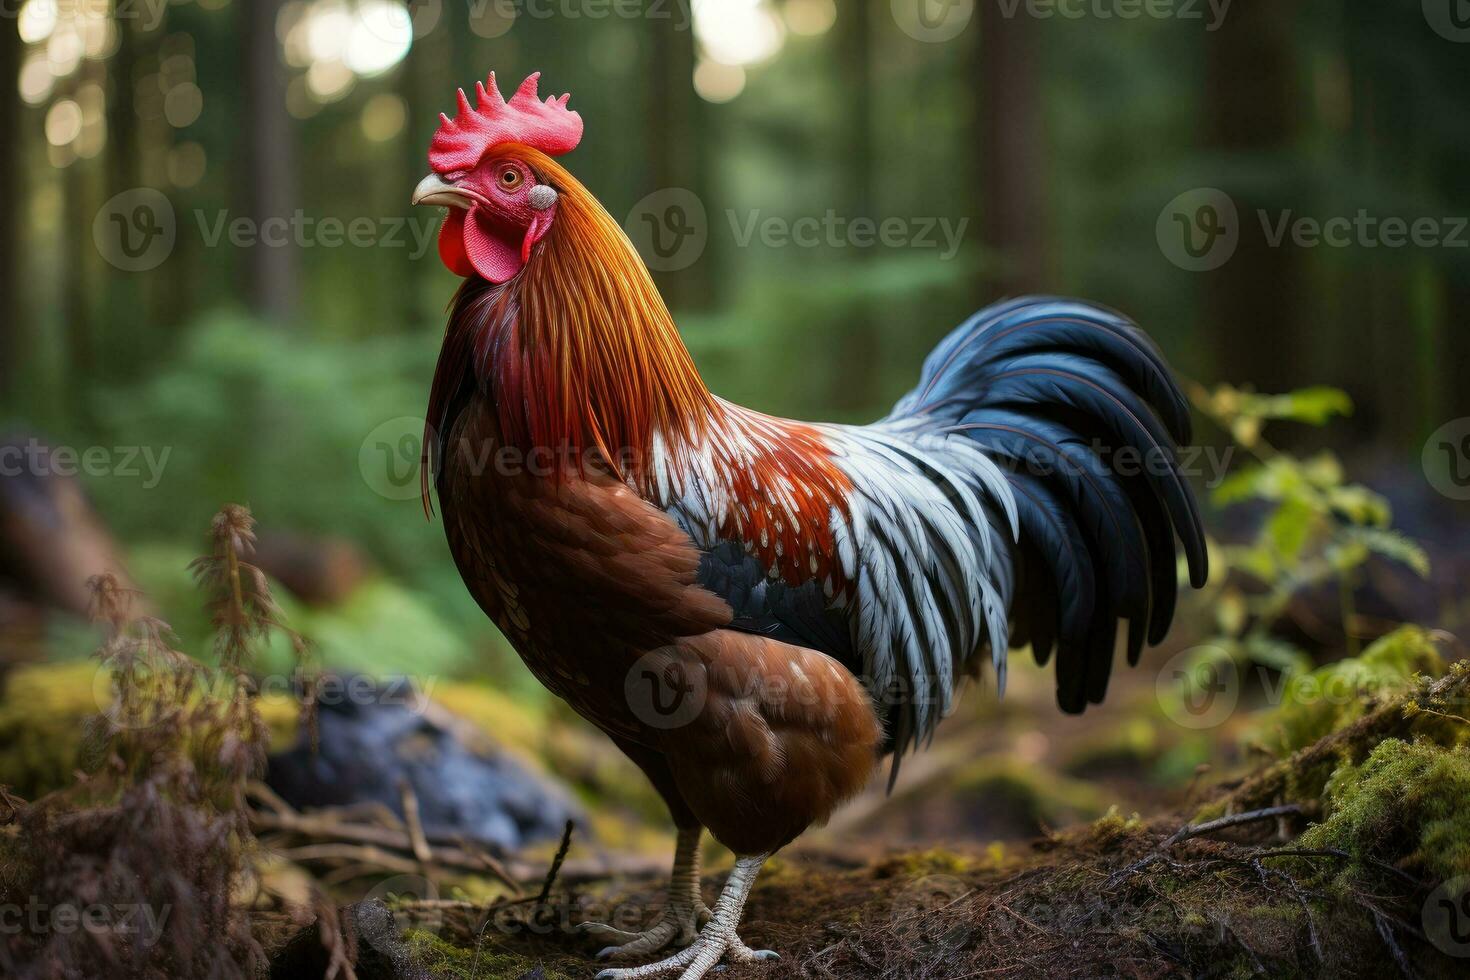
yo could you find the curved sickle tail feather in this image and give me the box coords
[889,297,1209,714]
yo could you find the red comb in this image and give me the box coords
[429,71,583,173]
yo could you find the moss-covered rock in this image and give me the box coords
[1245,626,1446,757]
[1299,736,1470,879]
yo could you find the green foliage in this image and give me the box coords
[66,313,514,679]
[681,254,976,424]
[286,580,470,680]
[1245,626,1446,757]
[88,313,444,578]
[1192,383,1430,672]
[1298,737,1470,879]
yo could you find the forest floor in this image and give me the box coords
[4,530,1468,979]
[290,806,1456,979]
[245,641,1470,980]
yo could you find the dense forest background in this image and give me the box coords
[2,0,1469,708]
[3,5,1470,976]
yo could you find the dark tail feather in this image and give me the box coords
[890,297,1209,712]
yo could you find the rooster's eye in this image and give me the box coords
[498,167,523,190]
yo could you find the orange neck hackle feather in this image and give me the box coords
[423,147,855,595]
[423,146,715,511]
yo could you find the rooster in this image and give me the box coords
[412,72,1207,980]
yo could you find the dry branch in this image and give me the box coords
[246,783,662,889]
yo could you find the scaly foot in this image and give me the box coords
[579,827,711,961]
[593,855,775,980]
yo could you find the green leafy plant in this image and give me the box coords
[1190,383,1430,674]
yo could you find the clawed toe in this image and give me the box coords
[710,949,778,973]
[579,917,684,961]
[590,934,782,980]
[578,921,640,943]
[588,925,777,979]
[589,845,773,980]
[727,940,779,963]
[592,942,698,980]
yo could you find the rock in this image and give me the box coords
[268,900,431,980]
[266,676,584,852]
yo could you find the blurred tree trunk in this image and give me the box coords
[239,0,299,322]
[62,165,92,401]
[975,3,1047,296]
[833,0,878,418]
[399,24,448,328]
[645,17,707,310]
[105,18,143,376]
[0,20,19,405]
[1436,37,1470,431]
[1204,2,1299,393]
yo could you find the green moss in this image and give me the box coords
[873,847,980,878]
[0,663,307,800]
[1246,626,1445,758]
[405,929,577,980]
[1298,737,1470,879]
[428,682,549,761]
[0,662,100,798]
[1085,805,1146,841]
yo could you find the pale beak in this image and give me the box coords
[412,173,472,209]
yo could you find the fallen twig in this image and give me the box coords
[538,820,574,907]
[397,779,435,879]
[1161,804,1303,848]
[1372,910,1418,980]
[1106,805,1303,888]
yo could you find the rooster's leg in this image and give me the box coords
[593,854,776,980]
[580,826,712,959]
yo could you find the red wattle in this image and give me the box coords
[438,210,475,278]
[462,209,524,283]
[437,207,544,283]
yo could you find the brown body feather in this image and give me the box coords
[437,399,878,854]
[428,151,880,852]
